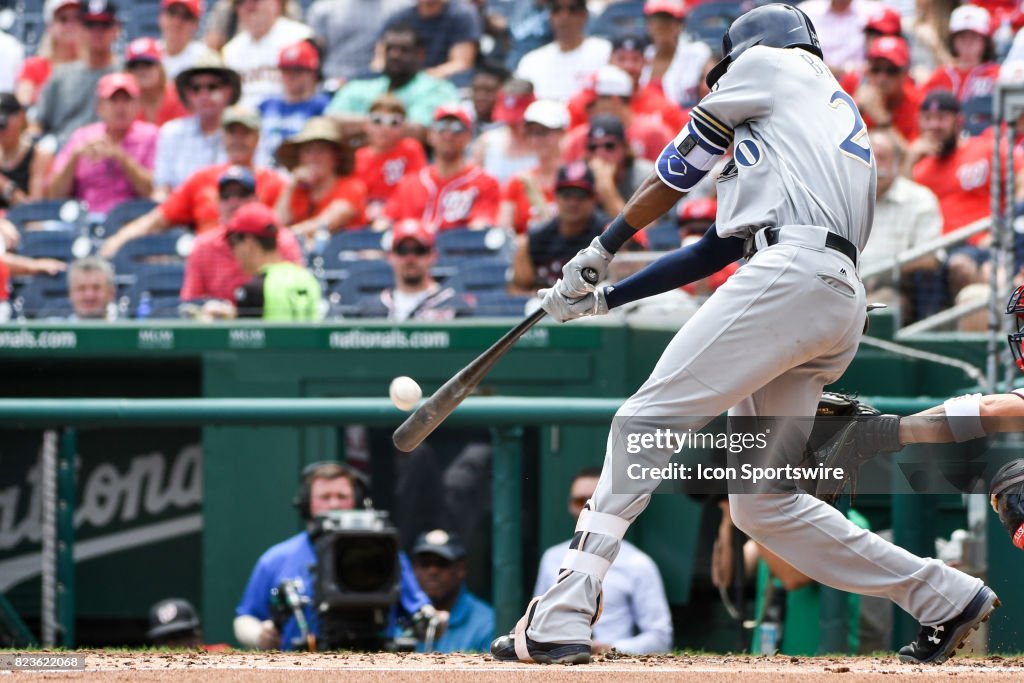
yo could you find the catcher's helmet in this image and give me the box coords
[1006,284,1024,371]
[991,459,1024,497]
[705,3,823,89]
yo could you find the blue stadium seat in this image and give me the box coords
[6,199,84,231]
[435,227,510,258]
[126,262,185,318]
[443,256,511,293]
[112,228,190,277]
[588,0,646,40]
[16,272,70,319]
[316,229,386,270]
[18,229,84,261]
[102,198,158,237]
[470,290,531,317]
[687,1,743,49]
[326,260,394,316]
[962,95,993,137]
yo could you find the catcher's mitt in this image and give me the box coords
[991,459,1024,549]
[806,391,881,453]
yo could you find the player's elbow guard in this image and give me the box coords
[654,122,723,193]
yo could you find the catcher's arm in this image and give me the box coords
[899,392,1024,445]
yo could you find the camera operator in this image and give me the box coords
[233,461,442,650]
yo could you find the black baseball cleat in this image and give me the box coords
[490,633,591,665]
[898,586,1001,665]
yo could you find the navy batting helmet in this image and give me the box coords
[705,3,823,89]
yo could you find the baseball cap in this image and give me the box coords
[97,72,139,99]
[82,0,117,22]
[594,65,634,98]
[125,37,162,64]
[147,598,200,641]
[612,33,649,53]
[493,89,536,125]
[678,198,717,224]
[279,40,319,71]
[587,114,627,142]
[390,218,435,249]
[226,202,279,239]
[217,165,256,193]
[44,0,80,23]
[0,93,23,129]
[864,5,901,36]
[433,103,472,129]
[867,36,910,70]
[644,0,686,19]
[412,529,465,561]
[920,89,960,114]
[556,161,596,195]
[950,5,992,37]
[524,100,570,130]
[161,0,201,18]
[221,105,261,130]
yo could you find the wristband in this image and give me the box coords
[943,393,985,442]
[599,214,639,254]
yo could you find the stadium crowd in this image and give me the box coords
[0,0,1021,325]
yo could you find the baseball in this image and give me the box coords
[389,376,422,411]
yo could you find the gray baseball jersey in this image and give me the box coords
[662,45,877,250]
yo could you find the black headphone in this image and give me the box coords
[293,461,370,519]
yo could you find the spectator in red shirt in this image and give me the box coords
[607,33,686,133]
[923,5,1000,102]
[382,104,500,232]
[677,198,737,297]
[499,99,570,234]
[910,90,1024,296]
[15,0,83,105]
[354,94,427,221]
[562,65,673,164]
[125,37,188,126]
[100,105,284,257]
[45,73,158,213]
[274,116,367,244]
[848,36,923,142]
[180,164,302,302]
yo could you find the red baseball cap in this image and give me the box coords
[279,40,319,71]
[677,198,717,224]
[864,5,901,36]
[644,0,686,19]
[226,202,279,240]
[161,0,201,18]
[391,218,435,249]
[492,89,536,125]
[97,72,139,99]
[433,104,472,129]
[125,37,162,64]
[867,36,910,69]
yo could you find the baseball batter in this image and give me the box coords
[491,4,998,666]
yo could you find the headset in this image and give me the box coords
[293,461,370,519]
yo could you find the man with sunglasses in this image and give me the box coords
[515,0,611,102]
[180,165,302,304]
[33,0,120,149]
[326,24,459,129]
[382,105,500,232]
[257,41,331,168]
[159,0,206,79]
[352,218,473,320]
[842,36,922,143]
[101,106,285,258]
[534,468,671,655]
[511,161,607,293]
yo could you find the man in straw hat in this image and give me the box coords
[274,116,366,243]
[152,49,241,197]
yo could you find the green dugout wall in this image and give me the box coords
[0,315,1019,650]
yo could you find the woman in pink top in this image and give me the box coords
[44,73,158,213]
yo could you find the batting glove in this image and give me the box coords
[540,281,609,323]
[557,237,613,298]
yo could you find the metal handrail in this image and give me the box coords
[859,216,992,281]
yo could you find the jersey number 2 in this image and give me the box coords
[830,91,871,166]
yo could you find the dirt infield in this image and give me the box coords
[8,651,1024,682]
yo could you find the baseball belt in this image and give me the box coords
[745,227,858,267]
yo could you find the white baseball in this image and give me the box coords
[389,376,422,411]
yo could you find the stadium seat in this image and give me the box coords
[101,198,158,237]
[316,229,386,270]
[435,227,510,258]
[331,259,394,306]
[470,290,531,317]
[6,199,84,231]
[18,229,85,261]
[112,228,191,278]
[443,256,511,293]
[125,262,185,318]
[16,272,71,319]
[962,95,993,137]
[588,0,646,39]
[687,1,743,49]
